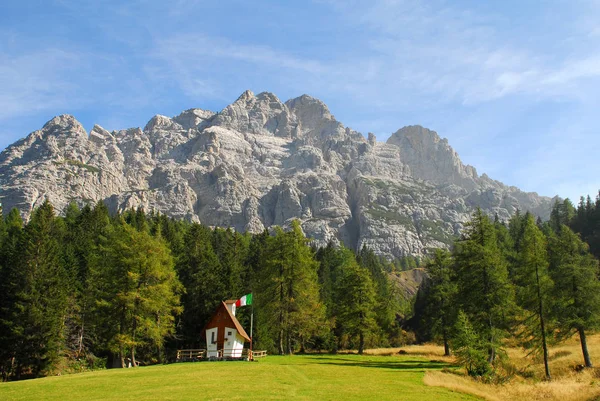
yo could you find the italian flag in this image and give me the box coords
[235,293,253,307]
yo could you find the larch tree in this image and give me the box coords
[513,214,553,380]
[548,225,600,368]
[90,220,182,367]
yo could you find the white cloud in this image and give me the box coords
[320,0,600,106]
[153,34,325,74]
[0,49,85,120]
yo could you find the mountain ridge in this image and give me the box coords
[0,90,557,258]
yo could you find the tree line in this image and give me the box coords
[414,201,600,381]
[0,200,407,381]
[4,193,598,382]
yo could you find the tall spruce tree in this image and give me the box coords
[0,208,24,380]
[176,223,224,347]
[421,249,458,356]
[71,201,111,359]
[11,201,69,377]
[255,221,325,354]
[335,248,378,354]
[453,208,515,363]
[356,246,397,343]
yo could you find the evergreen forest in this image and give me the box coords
[1,192,600,382]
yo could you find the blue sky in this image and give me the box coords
[1,0,599,202]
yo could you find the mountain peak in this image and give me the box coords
[387,125,446,146]
[235,89,255,103]
[173,108,216,129]
[144,115,179,132]
[285,94,333,130]
[0,90,554,260]
[43,114,83,129]
[387,125,477,189]
[41,114,87,139]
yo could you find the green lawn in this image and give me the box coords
[0,354,479,400]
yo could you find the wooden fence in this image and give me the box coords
[250,350,267,359]
[175,348,267,362]
[176,349,206,362]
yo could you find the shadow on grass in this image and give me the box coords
[303,356,452,371]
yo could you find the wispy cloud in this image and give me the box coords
[0,48,84,120]
[2,0,600,200]
[149,33,328,103]
[153,34,325,75]
[320,0,600,106]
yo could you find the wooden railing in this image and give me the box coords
[250,350,267,359]
[175,348,267,361]
[176,349,206,361]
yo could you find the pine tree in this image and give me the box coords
[548,225,600,368]
[255,221,325,354]
[0,208,23,380]
[71,201,111,359]
[452,311,491,377]
[335,248,378,354]
[314,242,345,351]
[357,246,397,343]
[176,223,224,347]
[90,221,182,367]
[513,214,553,380]
[10,201,69,377]
[453,208,515,364]
[422,249,458,356]
[549,199,576,233]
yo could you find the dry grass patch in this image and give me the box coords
[418,334,600,401]
[365,343,454,362]
[424,370,600,401]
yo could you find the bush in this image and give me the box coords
[452,311,492,377]
[389,329,417,347]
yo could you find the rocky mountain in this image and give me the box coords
[0,90,556,259]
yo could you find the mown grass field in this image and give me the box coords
[0,354,477,401]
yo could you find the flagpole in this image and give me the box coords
[250,302,254,361]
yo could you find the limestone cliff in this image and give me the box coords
[0,90,556,258]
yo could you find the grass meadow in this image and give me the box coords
[0,353,476,401]
[4,334,600,400]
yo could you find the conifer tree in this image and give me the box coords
[356,246,397,341]
[176,223,224,347]
[453,208,515,363]
[548,225,600,368]
[11,201,69,377]
[335,248,378,354]
[0,208,24,380]
[71,201,111,358]
[256,221,325,354]
[90,221,182,367]
[452,311,491,377]
[422,249,457,356]
[513,214,553,380]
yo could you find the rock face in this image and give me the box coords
[0,90,556,258]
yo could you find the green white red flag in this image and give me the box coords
[235,293,253,307]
